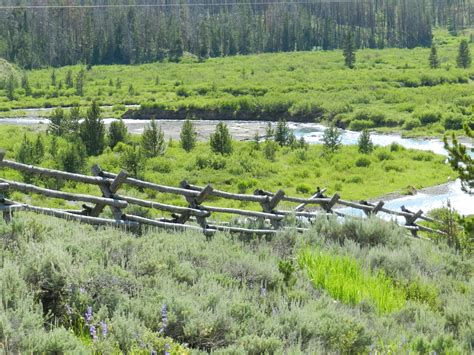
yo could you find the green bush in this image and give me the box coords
[296,183,312,194]
[403,118,421,130]
[443,115,464,130]
[376,150,393,161]
[355,156,371,167]
[349,119,375,131]
[416,110,442,125]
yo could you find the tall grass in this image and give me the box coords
[298,248,406,314]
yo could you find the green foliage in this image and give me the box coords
[358,129,374,154]
[57,141,86,173]
[6,73,16,101]
[299,248,406,313]
[263,140,278,161]
[179,119,197,152]
[444,124,473,194]
[80,101,105,156]
[456,39,471,68]
[426,204,472,254]
[343,31,356,69]
[322,124,342,155]
[141,119,166,158]
[120,145,144,178]
[108,119,128,149]
[355,156,372,167]
[210,122,233,155]
[0,210,471,353]
[429,44,440,68]
[274,119,290,146]
[75,69,85,96]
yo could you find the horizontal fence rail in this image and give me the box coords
[0,151,446,238]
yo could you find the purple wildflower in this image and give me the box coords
[84,306,93,324]
[260,287,266,297]
[164,343,171,355]
[89,324,97,340]
[150,351,157,355]
[100,321,108,338]
[161,304,168,329]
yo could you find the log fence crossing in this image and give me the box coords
[0,150,446,238]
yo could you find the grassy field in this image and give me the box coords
[0,212,472,353]
[0,29,473,137]
[0,125,454,216]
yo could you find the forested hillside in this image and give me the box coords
[0,0,472,68]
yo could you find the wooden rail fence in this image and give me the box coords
[0,150,445,237]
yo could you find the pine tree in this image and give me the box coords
[67,105,81,137]
[429,44,440,68]
[48,107,66,136]
[6,74,16,101]
[322,124,342,155]
[444,124,473,194]
[33,135,45,163]
[358,129,374,154]
[275,119,290,146]
[65,70,74,88]
[141,119,166,157]
[210,122,233,155]
[180,119,197,152]
[265,122,274,141]
[80,100,105,156]
[108,119,129,149]
[120,145,144,178]
[457,39,471,68]
[75,69,85,96]
[343,31,356,69]
[51,69,56,86]
[21,73,31,96]
[58,140,86,173]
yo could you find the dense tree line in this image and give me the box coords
[0,0,472,68]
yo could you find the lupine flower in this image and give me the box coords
[89,324,97,340]
[150,350,157,355]
[164,343,171,355]
[260,287,266,297]
[84,306,93,324]
[161,304,168,330]
[100,321,108,338]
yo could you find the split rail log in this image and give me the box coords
[123,214,216,235]
[0,179,128,209]
[200,205,285,220]
[2,202,138,228]
[0,159,105,185]
[115,194,210,217]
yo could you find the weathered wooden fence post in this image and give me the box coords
[401,205,423,237]
[90,164,128,221]
[360,200,385,216]
[255,189,285,228]
[177,180,213,235]
[321,193,340,213]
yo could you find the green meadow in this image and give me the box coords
[1,29,473,137]
[0,125,453,215]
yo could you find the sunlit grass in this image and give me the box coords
[298,247,406,314]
